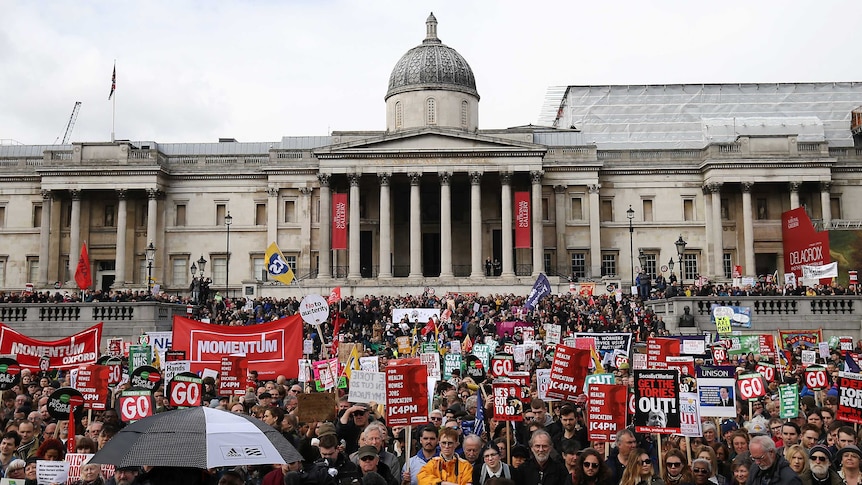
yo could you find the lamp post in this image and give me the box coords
[627,205,635,293]
[224,212,232,298]
[668,257,675,279]
[675,235,688,283]
[145,242,156,295]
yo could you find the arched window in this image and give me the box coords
[395,101,403,130]
[461,100,468,128]
[426,98,436,125]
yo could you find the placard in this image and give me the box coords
[65,453,93,484]
[168,372,202,408]
[633,369,681,434]
[544,324,561,345]
[163,360,191,384]
[779,384,799,419]
[492,380,524,421]
[385,361,429,426]
[805,365,828,391]
[587,383,627,442]
[396,336,412,355]
[736,373,767,401]
[348,370,386,404]
[583,373,615,394]
[313,358,338,390]
[218,356,247,396]
[420,353,441,380]
[443,354,461,380]
[836,372,862,424]
[118,389,153,422]
[646,337,680,369]
[37,460,67,485]
[536,368,551,400]
[547,345,591,401]
[679,392,702,437]
[74,365,109,411]
[129,345,153,371]
[296,392,337,423]
[359,356,379,373]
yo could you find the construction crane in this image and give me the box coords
[56,101,82,144]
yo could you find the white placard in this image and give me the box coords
[359,356,379,372]
[299,294,330,324]
[633,353,648,370]
[682,339,706,355]
[801,350,817,366]
[545,324,561,345]
[513,345,526,363]
[536,368,551,400]
[201,368,219,382]
[420,353,441,379]
[303,339,314,355]
[679,392,703,437]
[297,359,312,382]
[163,360,191,383]
[449,340,461,355]
[819,342,830,359]
[37,460,68,485]
[347,370,386,404]
[392,308,440,324]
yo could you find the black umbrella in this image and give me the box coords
[90,407,302,468]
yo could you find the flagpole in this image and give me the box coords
[111,60,116,142]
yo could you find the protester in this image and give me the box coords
[618,449,662,485]
[416,427,473,485]
[472,442,511,485]
[747,435,802,485]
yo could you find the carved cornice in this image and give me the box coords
[348,173,361,187]
[299,187,313,196]
[819,181,832,192]
[530,170,544,184]
[267,187,280,197]
[741,182,754,193]
[789,181,801,192]
[116,189,127,200]
[41,190,53,200]
[554,185,568,194]
[70,189,81,201]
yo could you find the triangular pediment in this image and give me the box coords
[314,128,546,158]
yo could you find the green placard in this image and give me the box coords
[129,345,153,371]
[779,384,799,419]
[421,342,438,354]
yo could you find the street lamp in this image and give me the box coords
[627,205,635,292]
[668,257,675,279]
[145,242,156,295]
[225,211,232,298]
[197,255,207,278]
[675,235,688,282]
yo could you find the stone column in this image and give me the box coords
[789,181,800,209]
[588,184,602,279]
[146,189,158,251]
[469,172,483,278]
[710,183,723,278]
[439,172,453,278]
[69,189,82,283]
[531,171,544,277]
[741,183,755,277]
[820,181,832,228]
[378,173,392,278]
[554,185,568,278]
[115,189,128,287]
[37,190,52,286]
[348,174,361,279]
[500,173,515,277]
[318,174,331,278]
[408,172,422,278]
[299,187,313,273]
[266,187,279,247]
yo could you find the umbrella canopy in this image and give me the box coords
[90,407,302,469]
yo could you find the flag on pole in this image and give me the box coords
[331,313,346,353]
[473,388,485,438]
[264,242,295,285]
[590,346,605,374]
[524,273,551,311]
[74,242,92,290]
[108,63,116,100]
[344,345,361,380]
[328,286,341,305]
[846,352,861,373]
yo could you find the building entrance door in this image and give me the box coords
[423,233,440,277]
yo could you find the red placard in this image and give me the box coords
[119,389,153,422]
[219,355,248,396]
[331,193,348,250]
[588,383,627,442]
[755,363,775,383]
[492,381,524,421]
[547,345,591,401]
[514,191,531,249]
[169,373,203,408]
[647,337,680,369]
[836,372,862,425]
[0,323,102,370]
[385,361,428,426]
[804,365,828,391]
[736,373,767,401]
[490,354,514,378]
[75,365,109,410]
[171,315,302,380]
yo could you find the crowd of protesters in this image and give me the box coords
[0,278,861,485]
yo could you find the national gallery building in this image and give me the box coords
[1,14,861,297]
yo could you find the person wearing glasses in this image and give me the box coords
[403,425,440,485]
[661,449,693,485]
[571,447,612,485]
[800,444,840,485]
[417,427,473,485]
[358,446,399,485]
[690,458,712,485]
[619,449,662,485]
[472,442,511,485]
[746,435,801,485]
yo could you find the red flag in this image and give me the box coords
[421,318,436,336]
[331,313,347,352]
[74,242,92,290]
[331,193,348,250]
[67,408,76,454]
[108,63,116,100]
[328,286,341,305]
[514,191,531,248]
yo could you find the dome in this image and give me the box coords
[385,13,479,100]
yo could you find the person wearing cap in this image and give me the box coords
[104,465,140,485]
[801,444,841,485]
[339,403,373,456]
[357,445,398,485]
[510,444,530,469]
[417,427,473,485]
[258,391,275,407]
[836,445,861,485]
[351,423,400,484]
[746,435,801,485]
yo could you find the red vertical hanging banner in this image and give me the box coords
[514,191,531,248]
[331,193,348,250]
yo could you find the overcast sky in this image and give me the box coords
[2,0,861,145]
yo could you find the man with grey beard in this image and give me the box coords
[801,445,841,485]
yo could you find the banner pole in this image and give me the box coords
[656,434,663,477]
[685,436,692,465]
[404,425,412,475]
[506,423,511,464]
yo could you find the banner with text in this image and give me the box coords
[696,366,738,418]
[836,372,862,424]
[547,345,591,402]
[0,323,102,370]
[514,191,531,248]
[587,383,627,442]
[385,361,428,426]
[331,192,348,250]
[634,369,681,434]
[782,207,830,279]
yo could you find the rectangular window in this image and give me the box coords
[253,257,265,281]
[216,204,227,225]
[570,197,583,220]
[723,253,733,279]
[682,253,698,280]
[601,253,617,277]
[104,205,115,227]
[642,253,656,277]
[61,257,70,283]
[541,197,549,222]
[0,258,6,287]
[172,257,189,286]
[570,253,586,279]
[0,206,6,228]
[175,204,187,227]
[284,200,296,223]
[255,203,266,226]
[642,199,653,222]
[27,257,39,283]
[63,202,71,228]
[544,253,552,274]
[683,199,694,221]
[33,204,42,228]
[212,256,227,286]
[756,198,768,220]
[313,196,320,223]
[600,199,613,222]
[830,197,841,219]
[285,255,297,271]
[136,203,147,228]
[720,198,731,220]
